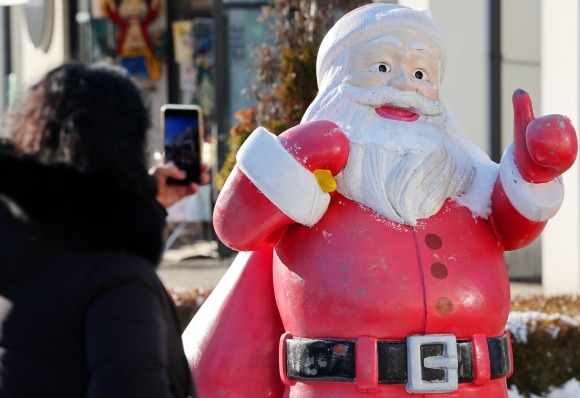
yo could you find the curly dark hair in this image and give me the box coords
[4,62,155,194]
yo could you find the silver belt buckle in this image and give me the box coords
[406,334,459,393]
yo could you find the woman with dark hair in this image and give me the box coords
[0,62,198,397]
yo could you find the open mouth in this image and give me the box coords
[375,105,419,122]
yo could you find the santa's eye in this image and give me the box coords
[414,70,429,81]
[370,63,391,73]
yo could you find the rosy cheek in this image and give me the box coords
[347,73,390,89]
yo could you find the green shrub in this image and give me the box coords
[508,295,580,397]
[167,286,212,333]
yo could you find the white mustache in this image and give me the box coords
[338,83,446,117]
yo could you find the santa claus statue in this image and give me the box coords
[183,4,577,397]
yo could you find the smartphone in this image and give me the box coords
[161,104,203,184]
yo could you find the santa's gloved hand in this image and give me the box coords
[512,89,577,183]
[278,120,349,192]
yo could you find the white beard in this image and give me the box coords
[303,83,478,225]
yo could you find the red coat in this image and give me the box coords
[184,160,546,397]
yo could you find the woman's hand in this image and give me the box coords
[151,163,210,208]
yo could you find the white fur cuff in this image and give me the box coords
[499,143,564,222]
[236,127,330,226]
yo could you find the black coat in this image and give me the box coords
[0,151,195,398]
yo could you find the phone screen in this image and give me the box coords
[162,105,203,184]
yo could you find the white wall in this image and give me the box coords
[9,0,68,94]
[540,0,580,295]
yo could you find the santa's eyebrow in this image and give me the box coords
[409,40,435,57]
[366,35,402,47]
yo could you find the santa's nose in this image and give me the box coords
[388,74,417,92]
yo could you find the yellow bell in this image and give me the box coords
[313,169,336,193]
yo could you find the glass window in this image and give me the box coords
[226,7,267,126]
[188,18,216,140]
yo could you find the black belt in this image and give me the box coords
[285,334,511,385]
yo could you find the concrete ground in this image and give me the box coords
[157,239,545,299]
[157,240,231,290]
